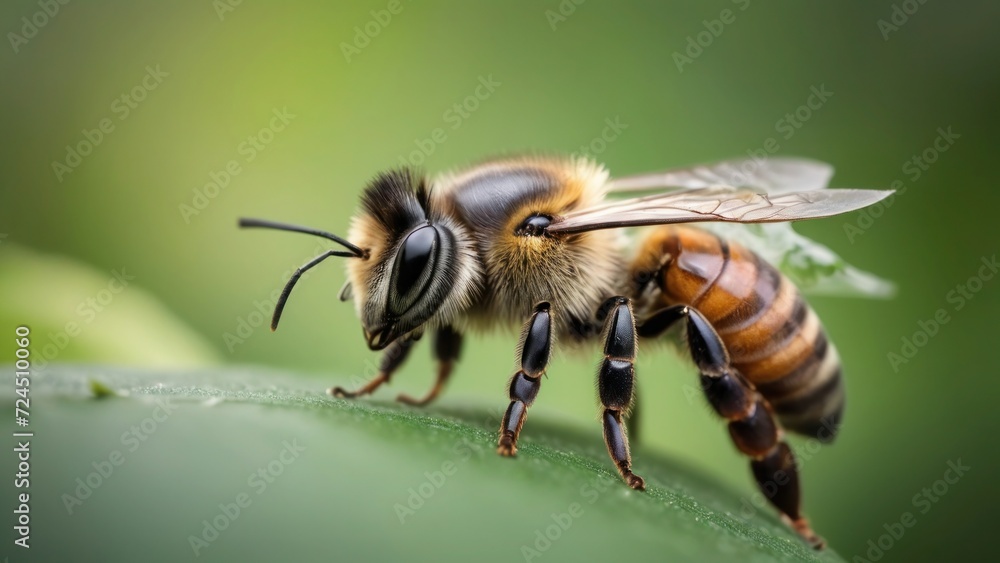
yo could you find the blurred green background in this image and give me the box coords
[1,1,998,561]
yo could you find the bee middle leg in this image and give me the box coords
[397,326,463,406]
[640,305,824,549]
[329,336,415,399]
[497,302,552,457]
[597,296,645,490]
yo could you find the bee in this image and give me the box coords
[240,156,891,549]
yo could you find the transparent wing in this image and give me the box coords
[701,222,896,299]
[608,157,834,194]
[548,187,894,234]
[592,157,894,298]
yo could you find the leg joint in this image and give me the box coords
[508,370,541,405]
[728,399,780,458]
[700,372,754,420]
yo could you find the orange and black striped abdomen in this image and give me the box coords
[632,226,844,441]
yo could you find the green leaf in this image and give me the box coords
[18,367,846,562]
[704,222,896,299]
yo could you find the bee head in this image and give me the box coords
[239,168,476,352]
[345,169,471,350]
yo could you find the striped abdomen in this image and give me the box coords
[632,226,844,441]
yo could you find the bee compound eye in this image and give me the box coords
[389,225,438,315]
[516,214,552,237]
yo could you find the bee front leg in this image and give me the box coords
[497,302,552,457]
[397,326,463,406]
[597,297,645,490]
[329,336,415,399]
[641,305,824,549]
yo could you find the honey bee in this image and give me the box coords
[240,156,891,549]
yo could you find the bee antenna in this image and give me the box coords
[239,217,369,330]
[238,218,368,258]
[268,249,353,331]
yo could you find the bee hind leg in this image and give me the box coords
[397,326,463,406]
[497,302,552,457]
[328,336,415,399]
[640,305,825,549]
[597,297,645,490]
